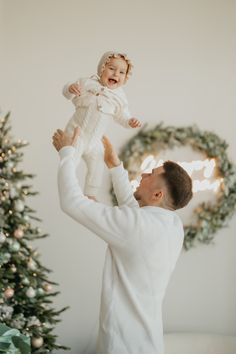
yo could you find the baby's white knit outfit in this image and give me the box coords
[63,75,132,196]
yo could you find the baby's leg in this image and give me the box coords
[83,141,105,199]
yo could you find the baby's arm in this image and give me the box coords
[113,104,142,129]
[62,81,81,100]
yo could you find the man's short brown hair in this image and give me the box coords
[161,161,193,210]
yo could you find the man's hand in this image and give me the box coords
[128,118,142,128]
[102,136,121,169]
[68,82,81,96]
[52,127,80,152]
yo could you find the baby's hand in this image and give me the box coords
[68,82,81,96]
[128,118,142,128]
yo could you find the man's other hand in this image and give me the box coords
[52,127,80,152]
[102,136,121,169]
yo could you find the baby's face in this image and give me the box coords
[100,57,128,89]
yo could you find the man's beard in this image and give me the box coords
[133,190,141,201]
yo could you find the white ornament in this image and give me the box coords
[26,287,36,298]
[9,188,17,198]
[0,232,6,244]
[15,182,22,189]
[37,288,45,296]
[7,161,14,169]
[27,316,41,327]
[7,238,13,245]
[3,253,11,263]
[14,200,24,212]
[10,241,20,252]
[22,277,30,285]
[32,337,44,348]
[0,304,14,319]
[27,259,37,271]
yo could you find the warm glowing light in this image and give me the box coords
[132,155,223,194]
[192,179,222,193]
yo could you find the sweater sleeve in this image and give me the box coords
[113,103,132,129]
[57,147,140,246]
[110,163,139,208]
[62,81,75,100]
[62,77,84,100]
[112,89,132,129]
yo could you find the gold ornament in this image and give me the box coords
[27,258,37,271]
[43,283,53,292]
[11,265,17,273]
[4,287,14,299]
[32,337,44,348]
[14,228,24,239]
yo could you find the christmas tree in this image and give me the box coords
[0,112,69,353]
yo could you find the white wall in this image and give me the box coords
[1,1,236,353]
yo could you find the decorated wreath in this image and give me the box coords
[111,123,236,250]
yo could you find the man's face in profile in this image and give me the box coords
[134,166,165,205]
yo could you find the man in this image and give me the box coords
[52,127,193,354]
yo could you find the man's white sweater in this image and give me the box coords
[58,146,184,354]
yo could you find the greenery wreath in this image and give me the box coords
[111,123,236,250]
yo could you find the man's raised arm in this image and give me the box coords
[102,136,139,208]
[52,129,140,246]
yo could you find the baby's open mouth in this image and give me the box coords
[108,78,118,84]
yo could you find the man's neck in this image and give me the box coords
[137,199,174,211]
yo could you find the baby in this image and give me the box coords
[63,51,142,199]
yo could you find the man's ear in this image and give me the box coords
[152,189,164,201]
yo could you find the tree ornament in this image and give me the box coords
[0,231,6,244]
[11,313,26,329]
[14,200,24,212]
[14,228,24,239]
[11,264,17,273]
[37,288,45,296]
[27,316,41,327]
[3,252,11,264]
[26,287,36,298]
[22,277,30,285]
[43,283,53,292]
[0,304,14,319]
[4,288,14,299]
[15,181,22,189]
[9,187,17,198]
[9,241,20,252]
[27,258,37,271]
[32,336,44,348]
[6,161,14,168]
